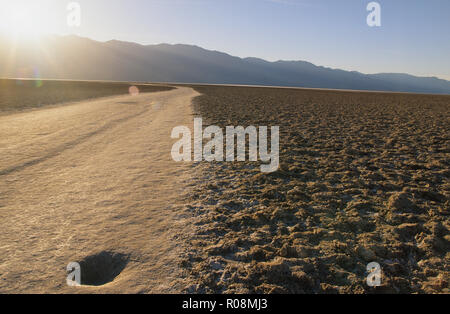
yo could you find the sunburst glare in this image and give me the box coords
[0,0,60,41]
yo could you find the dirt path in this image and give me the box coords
[0,87,200,293]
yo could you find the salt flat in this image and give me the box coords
[0,87,200,293]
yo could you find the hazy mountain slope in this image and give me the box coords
[1,35,449,94]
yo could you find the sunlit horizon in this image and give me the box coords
[1,0,449,81]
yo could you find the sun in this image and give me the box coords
[0,1,53,40]
[9,4,42,39]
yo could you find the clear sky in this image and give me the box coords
[1,0,449,80]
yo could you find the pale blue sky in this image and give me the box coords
[1,0,449,79]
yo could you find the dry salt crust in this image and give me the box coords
[0,87,200,293]
[181,85,450,294]
[1,83,449,294]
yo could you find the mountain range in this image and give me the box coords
[1,35,449,94]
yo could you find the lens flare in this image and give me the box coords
[129,86,139,96]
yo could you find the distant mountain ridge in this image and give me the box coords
[1,35,449,94]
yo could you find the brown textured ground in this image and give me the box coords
[181,85,450,294]
[0,81,448,294]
